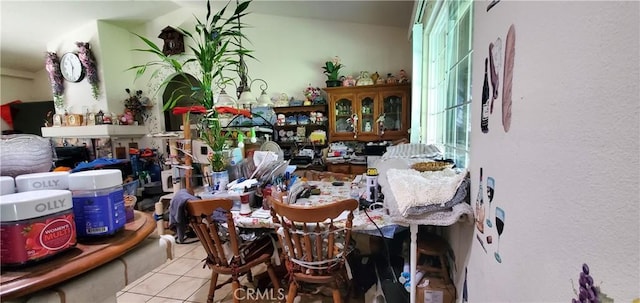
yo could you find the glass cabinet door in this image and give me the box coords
[334,98,353,134]
[357,94,376,134]
[382,94,404,131]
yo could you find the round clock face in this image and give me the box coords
[60,52,85,82]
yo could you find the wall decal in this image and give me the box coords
[486,176,495,227]
[462,267,468,302]
[475,168,486,233]
[486,0,501,12]
[476,234,487,253]
[494,206,505,263]
[481,58,490,133]
[489,39,501,114]
[502,24,516,132]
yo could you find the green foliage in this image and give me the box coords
[129,0,253,171]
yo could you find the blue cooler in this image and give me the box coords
[69,170,126,238]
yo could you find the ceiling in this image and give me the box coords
[0,0,415,73]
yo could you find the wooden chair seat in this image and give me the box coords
[269,197,358,303]
[186,198,281,303]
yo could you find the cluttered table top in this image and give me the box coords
[202,180,400,237]
[165,145,474,239]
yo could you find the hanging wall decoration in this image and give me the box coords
[76,42,100,100]
[489,39,501,114]
[45,52,65,110]
[502,24,516,132]
[486,0,501,12]
[158,26,185,56]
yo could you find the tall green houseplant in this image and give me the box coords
[130,0,253,172]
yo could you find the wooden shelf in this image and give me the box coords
[41,125,148,138]
[272,104,327,114]
[274,123,326,129]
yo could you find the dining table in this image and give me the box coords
[199,180,402,238]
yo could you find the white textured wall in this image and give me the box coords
[451,1,640,302]
[46,21,107,114]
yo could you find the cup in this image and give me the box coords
[124,195,137,223]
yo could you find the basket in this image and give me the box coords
[410,161,453,172]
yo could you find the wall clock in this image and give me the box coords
[60,52,85,82]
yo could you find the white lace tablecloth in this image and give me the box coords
[231,181,398,236]
[375,158,475,226]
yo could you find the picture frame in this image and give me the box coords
[53,114,64,127]
[86,113,96,125]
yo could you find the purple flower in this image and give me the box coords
[45,52,64,108]
[76,42,100,100]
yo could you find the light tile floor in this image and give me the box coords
[116,241,350,303]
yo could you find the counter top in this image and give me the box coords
[0,211,156,300]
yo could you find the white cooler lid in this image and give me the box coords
[68,169,122,190]
[1,176,15,195]
[15,171,70,192]
[0,190,73,221]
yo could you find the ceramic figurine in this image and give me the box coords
[277,114,286,126]
[398,69,409,83]
[364,121,372,132]
[371,72,380,84]
[386,73,397,84]
[343,75,356,87]
[376,113,386,136]
[356,71,374,86]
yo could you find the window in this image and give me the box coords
[418,0,473,168]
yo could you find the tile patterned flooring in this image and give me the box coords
[116,241,344,303]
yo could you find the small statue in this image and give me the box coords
[376,113,386,136]
[371,72,380,84]
[386,73,397,84]
[398,69,409,83]
[343,75,356,87]
[356,71,373,86]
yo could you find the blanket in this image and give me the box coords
[386,168,467,216]
[169,189,200,243]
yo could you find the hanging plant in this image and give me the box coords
[45,52,65,109]
[76,42,100,100]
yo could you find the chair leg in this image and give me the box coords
[232,279,241,303]
[286,281,297,303]
[331,281,343,303]
[207,271,218,303]
[247,269,254,283]
[266,262,281,290]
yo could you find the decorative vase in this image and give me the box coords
[325,80,342,87]
[210,170,229,192]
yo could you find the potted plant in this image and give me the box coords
[130,0,253,186]
[322,56,344,87]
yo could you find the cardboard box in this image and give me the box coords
[415,276,456,303]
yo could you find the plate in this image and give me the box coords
[260,141,284,161]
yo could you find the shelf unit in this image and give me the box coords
[272,104,328,168]
[40,125,148,139]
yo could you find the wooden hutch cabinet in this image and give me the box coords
[324,83,411,142]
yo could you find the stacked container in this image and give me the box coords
[68,170,126,238]
[0,190,76,266]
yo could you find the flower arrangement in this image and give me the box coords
[130,0,252,172]
[76,42,100,100]
[45,52,65,109]
[124,88,146,124]
[322,56,343,80]
[303,84,321,101]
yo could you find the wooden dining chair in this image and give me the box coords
[269,197,359,303]
[186,198,281,303]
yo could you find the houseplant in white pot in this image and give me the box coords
[130,0,253,190]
